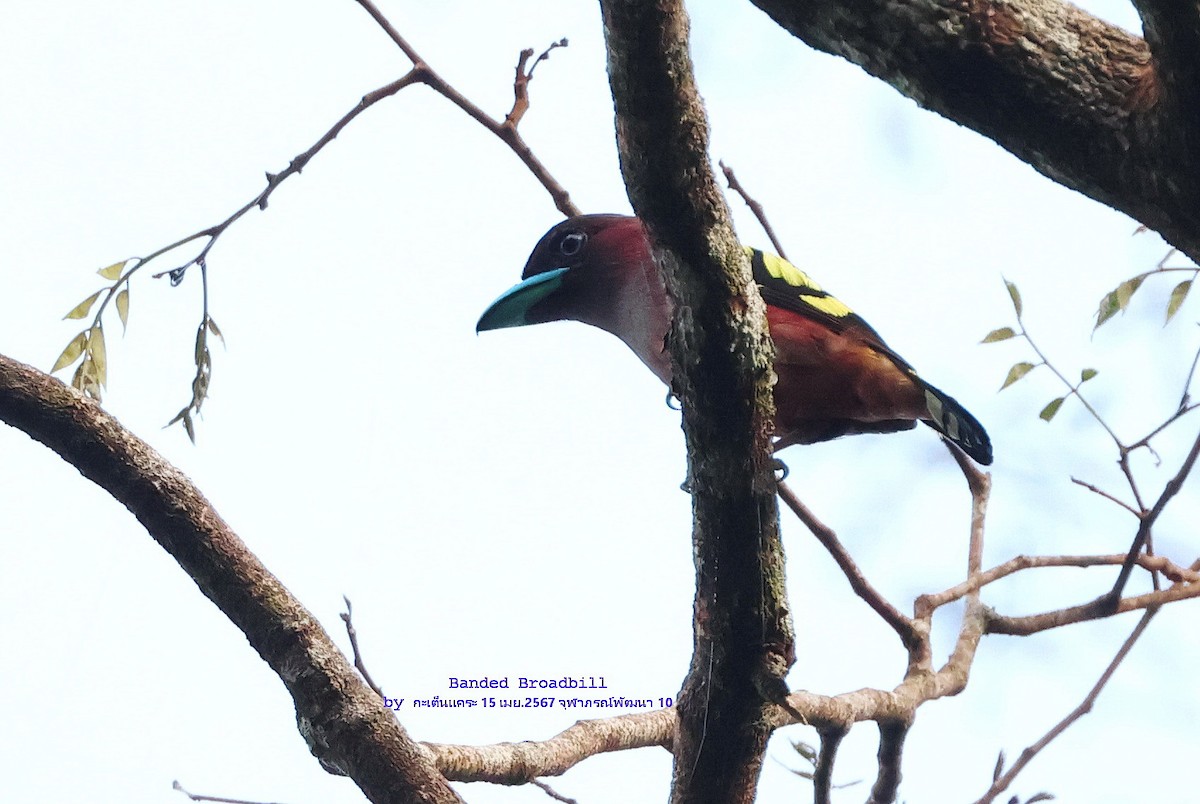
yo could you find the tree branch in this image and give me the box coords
[748,0,1200,265]
[1112,426,1200,597]
[813,726,847,804]
[425,709,675,783]
[599,1,790,801]
[916,552,1200,614]
[777,481,917,646]
[0,354,460,804]
[351,0,578,216]
[719,161,790,260]
[1130,0,1200,155]
[869,719,909,804]
[985,579,1200,636]
[974,608,1159,803]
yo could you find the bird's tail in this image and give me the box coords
[918,383,993,465]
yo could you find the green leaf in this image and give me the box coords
[1005,279,1022,317]
[97,260,126,280]
[194,325,207,365]
[73,356,102,401]
[1096,276,1147,331]
[71,360,87,392]
[1080,368,1098,383]
[63,290,103,321]
[1116,276,1144,309]
[1166,279,1192,323]
[1039,397,1065,421]
[115,288,130,331]
[88,326,107,388]
[206,315,225,347]
[1094,290,1121,330]
[1000,361,1037,390]
[51,331,88,373]
[166,408,196,444]
[981,326,1017,343]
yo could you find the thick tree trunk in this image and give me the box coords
[600,1,795,801]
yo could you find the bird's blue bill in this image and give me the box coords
[476,267,570,331]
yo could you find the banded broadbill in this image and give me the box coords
[477,215,992,465]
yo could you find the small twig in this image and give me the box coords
[507,39,569,128]
[1178,333,1200,408]
[973,608,1159,803]
[1019,316,1124,448]
[340,596,384,698]
[1111,426,1200,599]
[719,161,789,260]
[530,779,578,804]
[776,481,918,646]
[172,780,287,804]
[1070,476,1141,516]
[148,70,423,287]
[1125,402,1200,452]
[351,0,577,215]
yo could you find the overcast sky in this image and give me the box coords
[2,2,1197,803]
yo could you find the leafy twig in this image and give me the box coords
[55,0,577,438]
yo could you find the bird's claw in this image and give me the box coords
[772,457,789,482]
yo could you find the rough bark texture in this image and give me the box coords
[0,354,461,804]
[748,0,1200,264]
[599,2,794,802]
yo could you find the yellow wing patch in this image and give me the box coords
[747,248,854,319]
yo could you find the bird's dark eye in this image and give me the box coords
[558,231,587,257]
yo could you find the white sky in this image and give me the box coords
[2,2,1197,803]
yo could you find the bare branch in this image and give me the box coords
[813,726,847,804]
[986,581,1200,636]
[530,779,579,804]
[948,440,990,580]
[1112,427,1200,597]
[426,709,675,783]
[974,608,1159,803]
[719,161,790,260]
[1070,476,1141,516]
[507,39,570,128]
[172,780,287,804]
[341,597,385,698]
[917,552,1200,614]
[0,354,460,803]
[145,71,423,288]
[870,719,909,804]
[350,0,577,216]
[777,481,917,646]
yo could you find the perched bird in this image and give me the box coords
[477,215,992,464]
